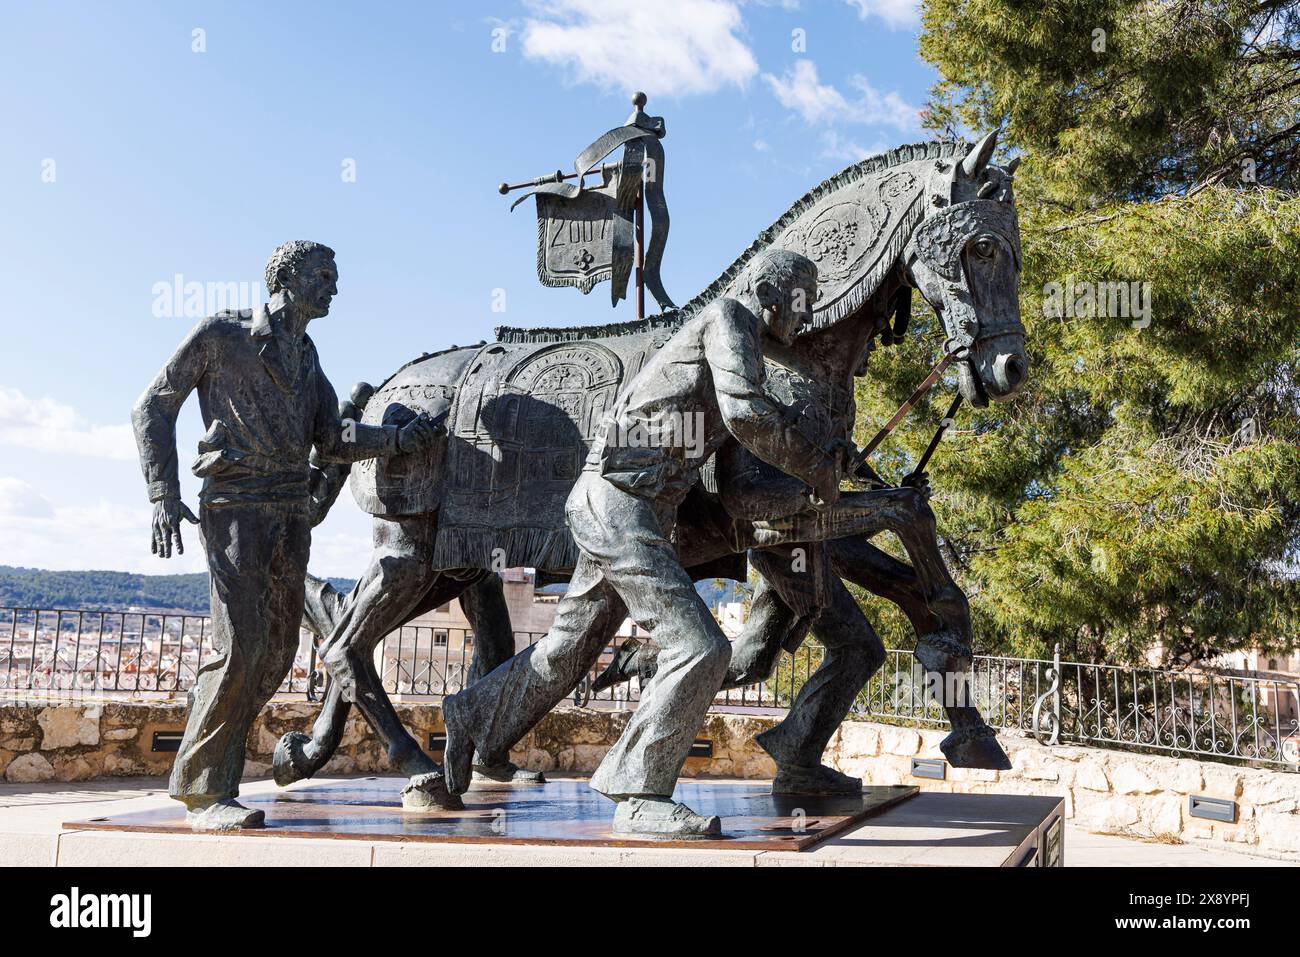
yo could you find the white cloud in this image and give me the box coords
[821,130,888,164]
[0,473,375,579]
[844,0,921,29]
[0,386,135,461]
[308,527,379,580]
[764,60,849,124]
[520,0,759,97]
[0,480,192,573]
[763,59,917,130]
[0,477,54,520]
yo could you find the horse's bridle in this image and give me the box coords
[844,197,1022,488]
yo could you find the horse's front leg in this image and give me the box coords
[303,517,467,808]
[827,507,1011,770]
[275,574,356,786]
[733,488,1009,769]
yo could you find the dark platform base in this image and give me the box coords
[64,778,919,852]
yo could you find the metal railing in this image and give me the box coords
[0,607,317,696]
[3,606,1296,770]
[859,646,1300,771]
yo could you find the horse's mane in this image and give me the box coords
[495,139,970,345]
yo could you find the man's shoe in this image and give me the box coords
[184,798,266,831]
[771,763,863,795]
[611,796,722,839]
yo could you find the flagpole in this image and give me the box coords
[633,91,647,321]
[635,177,645,320]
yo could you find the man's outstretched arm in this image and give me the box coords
[132,323,207,556]
[311,350,439,463]
[703,303,839,503]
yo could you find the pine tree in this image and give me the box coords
[852,1,1300,666]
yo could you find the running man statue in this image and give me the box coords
[443,248,844,838]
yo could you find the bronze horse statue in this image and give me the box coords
[275,133,1028,805]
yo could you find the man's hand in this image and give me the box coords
[807,454,842,509]
[826,437,859,472]
[901,470,933,500]
[396,414,442,455]
[151,497,199,558]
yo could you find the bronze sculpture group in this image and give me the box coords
[134,101,1028,836]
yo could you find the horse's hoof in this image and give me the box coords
[771,763,862,795]
[590,637,645,694]
[940,726,1011,770]
[473,761,546,785]
[273,731,315,787]
[401,771,464,811]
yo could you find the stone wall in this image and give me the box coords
[2,699,1296,859]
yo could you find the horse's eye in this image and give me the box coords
[972,238,997,260]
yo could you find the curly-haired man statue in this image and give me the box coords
[132,241,440,830]
[442,248,844,838]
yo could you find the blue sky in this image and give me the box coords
[0,0,937,576]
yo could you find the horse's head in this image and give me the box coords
[904,131,1026,406]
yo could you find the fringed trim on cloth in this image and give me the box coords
[431,524,579,573]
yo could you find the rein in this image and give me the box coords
[846,345,969,488]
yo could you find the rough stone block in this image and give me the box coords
[37,704,101,749]
[1200,764,1244,799]
[878,726,921,756]
[1072,758,1110,792]
[1257,812,1300,855]
[1241,772,1300,808]
[53,753,101,782]
[1109,762,1161,795]
[5,752,55,783]
[1075,796,1140,832]
[836,722,880,759]
[1141,794,1183,837]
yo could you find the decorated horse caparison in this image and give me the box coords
[274,133,1029,806]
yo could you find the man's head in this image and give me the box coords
[265,240,338,321]
[739,248,818,346]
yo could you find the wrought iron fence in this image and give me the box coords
[0,607,317,696]
[857,646,1300,771]
[3,606,1296,771]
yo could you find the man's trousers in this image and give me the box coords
[449,472,731,797]
[169,503,312,805]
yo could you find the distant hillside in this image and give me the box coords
[0,566,356,615]
[1,564,745,616]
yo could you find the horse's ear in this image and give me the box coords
[960,129,999,179]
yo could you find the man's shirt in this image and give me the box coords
[589,299,835,507]
[132,303,396,508]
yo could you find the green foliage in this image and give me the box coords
[852,1,1300,665]
[0,566,356,615]
[921,0,1299,199]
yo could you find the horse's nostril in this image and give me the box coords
[994,353,1026,391]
